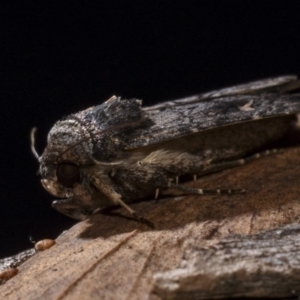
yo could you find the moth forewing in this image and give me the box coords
[144,75,300,111]
[130,94,300,150]
[37,75,300,224]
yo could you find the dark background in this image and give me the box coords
[1,1,300,258]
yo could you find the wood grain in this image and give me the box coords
[2,147,300,299]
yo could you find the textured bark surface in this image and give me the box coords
[2,147,300,299]
[153,224,300,299]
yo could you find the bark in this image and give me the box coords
[1,147,300,299]
[154,224,300,299]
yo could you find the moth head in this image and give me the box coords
[32,118,121,198]
[31,97,143,219]
[34,119,95,198]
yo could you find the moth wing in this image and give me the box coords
[125,93,300,149]
[144,75,300,111]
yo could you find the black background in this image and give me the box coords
[2,1,300,258]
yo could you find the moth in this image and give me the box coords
[32,75,300,225]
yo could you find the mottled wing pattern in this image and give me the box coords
[125,93,300,149]
[144,75,300,111]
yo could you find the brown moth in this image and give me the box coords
[32,75,300,225]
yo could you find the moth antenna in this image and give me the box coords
[55,117,146,163]
[56,135,124,165]
[92,158,124,166]
[55,135,92,163]
[30,127,40,160]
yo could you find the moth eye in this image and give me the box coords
[56,162,80,187]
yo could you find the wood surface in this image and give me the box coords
[2,147,300,299]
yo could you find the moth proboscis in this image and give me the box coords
[31,75,300,226]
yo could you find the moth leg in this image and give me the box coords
[167,183,246,195]
[201,149,281,174]
[91,176,154,228]
[166,149,280,196]
[155,188,160,199]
